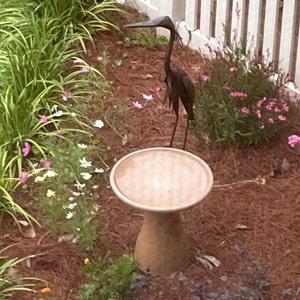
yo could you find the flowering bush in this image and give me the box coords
[32,136,109,250]
[194,46,293,146]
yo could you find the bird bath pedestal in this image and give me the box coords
[110,147,213,274]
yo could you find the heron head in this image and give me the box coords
[124,16,181,39]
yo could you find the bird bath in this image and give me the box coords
[110,147,214,274]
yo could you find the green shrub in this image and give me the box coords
[77,254,141,300]
[194,45,292,146]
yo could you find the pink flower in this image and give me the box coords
[19,171,29,183]
[288,135,300,147]
[202,74,210,81]
[241,107,250,114]
[283,103,289,112]
[61,92,73,101]
[41,158,52,168]
[81,67,89,73]
[235,7,241,17]
[255,109,262,118]
[39,115,48,123]
[257,97,267,108]
[230,91,247,99]
[268,118,274,123]
[278,115,286,121]
[230,66,238,72]
[22,142,31,157]
[265,101,275,110]
[73,59,83,64]
[274,107,281,112]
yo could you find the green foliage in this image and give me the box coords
[120,23,168,50]
[0,245,38,299]
[0,0,124,226]
[31,136,109,250]
[77,254,141,300]
[194,45,292,146]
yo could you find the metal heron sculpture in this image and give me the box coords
[124,16,195,150]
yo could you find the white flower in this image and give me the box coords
[46,189,56,197]
[68,203,77,209]
[94,167,104,173]
[74,181,86,190]
[72,191,81,197]
[51,104,58,112]
[93,119,104,128]
[81,172,92,180]
[77,143,87,149]
[66,211,74,219]
[71,112,76,117]
[79,157,92,168]
[35,175,46,182]
[52,110,63,117]
[44,170,57,177]
[92,185,98,189]
[142,93,153,100]
[68,197,74,201]
[116,0,125,3]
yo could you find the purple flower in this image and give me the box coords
[132,101,143,109]
[73,59,83,64]
[41,158,52,168]
[19,171,29,183]
[142,94,153,100]
[230,66,238,72]
[22,142,31,157]
[61,92,73,101]
[81,67,89,73]
[202,74,210,81]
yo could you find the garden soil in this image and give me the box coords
[3,7,300,300]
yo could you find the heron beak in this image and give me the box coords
[124,18,162,29]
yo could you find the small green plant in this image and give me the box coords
[194,44,293,146]
[31,134,109,250]
[0,245,38,299]
[77,254,141,300]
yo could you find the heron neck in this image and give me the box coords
[164,30,175,74]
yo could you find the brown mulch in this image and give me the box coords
[2,6,300,300]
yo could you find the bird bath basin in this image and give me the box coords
[110,147,214,274]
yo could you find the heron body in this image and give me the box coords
[125,16,195,149]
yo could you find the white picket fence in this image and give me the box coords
[126,0,300,91]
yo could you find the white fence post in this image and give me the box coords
[200,0,213,38]
[247,0,263,50]
[185,0,198,30]
[262,0,279,60]
[278,0,297,76]
[231,0,246,43]
[215,0,230,43]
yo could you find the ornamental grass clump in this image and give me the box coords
[194,46,293,146]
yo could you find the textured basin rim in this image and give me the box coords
[109,147,214,213]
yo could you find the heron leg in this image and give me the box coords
[183,117,189,150]
[170,114,178,148]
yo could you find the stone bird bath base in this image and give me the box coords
[110,147,213,274]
